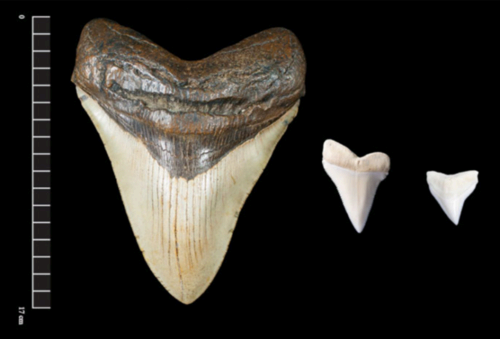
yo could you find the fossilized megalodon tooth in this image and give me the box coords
[71,19,306,304]
[427,170,479,225]
[322,139,390,233]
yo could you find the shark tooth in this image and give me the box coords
[426,170,479,225]
[71,19,306,304]
[322,139,390,233]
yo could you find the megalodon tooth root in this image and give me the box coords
[426,170,479,225]
[71,19,306,304]
[322,139,390,233]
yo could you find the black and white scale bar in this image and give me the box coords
[32,15,51,310]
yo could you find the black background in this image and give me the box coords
[9,2,497,332]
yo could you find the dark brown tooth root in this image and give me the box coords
[71,18,306,179]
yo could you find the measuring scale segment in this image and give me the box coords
[32,15,51,310]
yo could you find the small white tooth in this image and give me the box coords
[426,170,479,225]
[322,139,390,233]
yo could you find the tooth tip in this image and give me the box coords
[152,265,212,305]
[349,217,366,233]
[176,294,200,305]
[352,223,365,233]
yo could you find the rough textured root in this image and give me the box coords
[71,18,306,179]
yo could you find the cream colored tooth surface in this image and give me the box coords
[427,170,479,225]
[322,139,390,233]
[77,87,299,304]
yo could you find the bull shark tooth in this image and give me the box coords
[426,171,479,225]
[71,19,306,304]
[322,139,390,233]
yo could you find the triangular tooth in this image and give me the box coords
[322,139,390,233]
[77,87,300,304]
[71,19,306,304]
[426,170,479,225]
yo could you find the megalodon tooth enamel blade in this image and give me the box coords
[322,139,390,233]
[426,170,479,225]
[71,19,306,304]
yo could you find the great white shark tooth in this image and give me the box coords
[71,19,306,304]
[322,139,390,233]
[426,171,479,225]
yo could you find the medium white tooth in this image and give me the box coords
[322,139,390,233]
[426,170,479,225]
[76,87,299,304]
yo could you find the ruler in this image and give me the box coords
[32,15,51,310]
